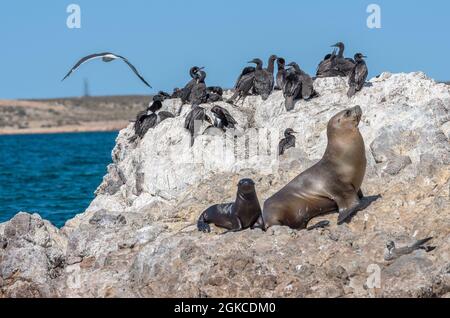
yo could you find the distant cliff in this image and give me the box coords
[0,96,149,135]
[1,72,449,298]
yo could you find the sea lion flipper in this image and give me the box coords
[357,189,364,199]
[307,220,330,231]
[337,193,364,225]
[197,212,212,233]
[251,215,266,231]
[337,207,358,225]
[220,218,243,235]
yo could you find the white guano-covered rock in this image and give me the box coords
[1,72,449,298]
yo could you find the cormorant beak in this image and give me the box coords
[199,67,205,70]
[362,55,368,58]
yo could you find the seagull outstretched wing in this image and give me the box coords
[62,52,112,81]
[116,55,152,88]
[62,52,152,88]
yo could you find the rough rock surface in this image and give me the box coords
[1,72,449,298]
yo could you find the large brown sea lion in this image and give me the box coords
[258,106,369,230]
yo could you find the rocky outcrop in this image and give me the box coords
[1,72,449,298]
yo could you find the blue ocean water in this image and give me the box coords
[0,131,117,228]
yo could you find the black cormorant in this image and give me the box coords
[275,58,286,90]
[157,91,172,100]
[347,53,368,98]
[250,58,274,100]
[184,105,212,146]
[283,67,302,111]
[316,49,338,78]
[130,98,175,141]
[171,87,183,99]
[211,105,237,131]
[189,70,208,106]
[287,62,317,100]
[181,66,204,104]
[330,42,356,77]
[148,98,163,113]
[266,55,278,75]
[233,66,256,90]
[278,128,297,155]
[156,111,175,124]
[207,86,223,96]
[206,86,224,103]
[228,66,256,104]
[130,111,157,142]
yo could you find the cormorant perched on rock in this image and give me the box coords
[156,111,175,124]
[233,66,256,89]
[171,87,183,99]
[330,42,355,77]
[228,66,256,104]
[347,53,368,98]
[250,58,274,100]
[206,86,224,103]
[184,105,212,146]
[157,91,172,100]
[275,58,287,90]
[287,62,317,100]
[316,49,337,78]
[211,105,237,131]
[283,67,302,111]
[129,103,175,142]
[132,112,157,141]
[189,70,208,106]
[181,66,204,104]
[207,86,223,96]
[266,55,278,75]
[148,95,164,113]
[278,128,297,155]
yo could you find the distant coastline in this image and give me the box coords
[0,95,149,136]
[0,120,127,136]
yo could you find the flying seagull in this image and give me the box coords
[62,52,152,88]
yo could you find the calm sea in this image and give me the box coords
[0,131,117,228]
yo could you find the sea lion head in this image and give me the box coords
[328,106,363,134]
[237,178,256,194]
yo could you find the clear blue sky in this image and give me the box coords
[1,0,449,99]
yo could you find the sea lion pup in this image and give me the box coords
[257,106,367,230]
[197,179,262,233]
